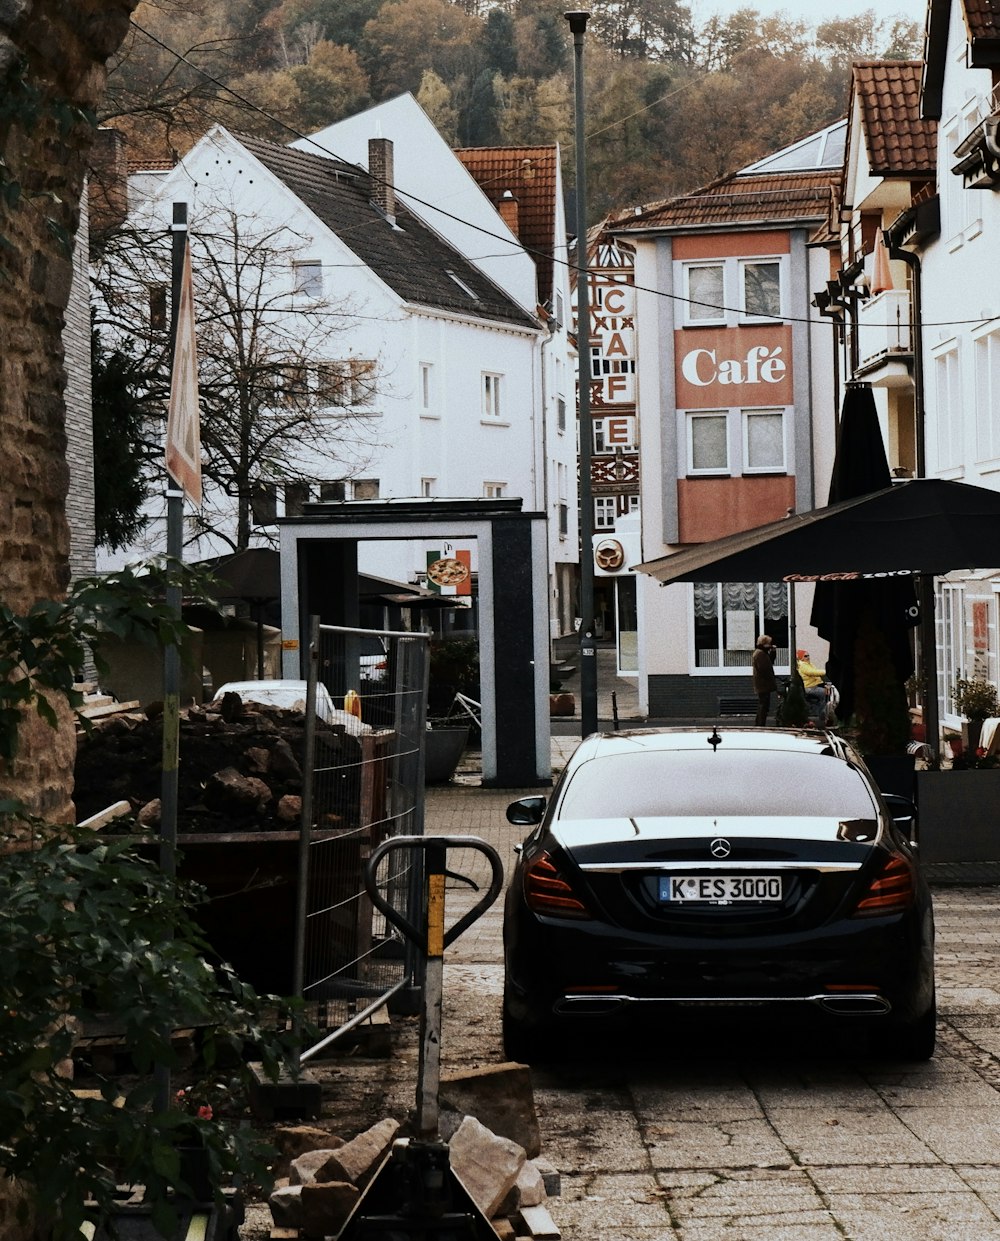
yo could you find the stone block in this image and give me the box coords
[272,1125,345,1180]
[319,1118,400,1190]
[448,1116,526,1219]
[517,1204,561,1239]
[516,1161,546,1208]
[440,1062,541,1158]
[268,1184,302,1229]
[300,1181,359,1237]
[290,1149,347,1186]
[532,1158,561,1198]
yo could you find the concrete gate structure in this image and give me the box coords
[278,497,552,787]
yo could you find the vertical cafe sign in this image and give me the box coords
[426,541,472,597]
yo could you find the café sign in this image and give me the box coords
[675,325,793,408]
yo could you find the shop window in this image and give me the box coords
[693,581,789,671]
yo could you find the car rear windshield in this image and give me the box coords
[557,748,880,820]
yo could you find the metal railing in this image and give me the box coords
[295,622,429,1060]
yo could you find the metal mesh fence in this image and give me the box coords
[297,624,428,1058]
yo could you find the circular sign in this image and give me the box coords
[594,538,626,572]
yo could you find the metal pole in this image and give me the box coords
[566,10,598,738]
[155,201,187,1117]
[160,202,187,880]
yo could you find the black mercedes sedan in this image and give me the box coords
[503,727,935,1061]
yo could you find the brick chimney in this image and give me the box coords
[88,128,129,232]
[499,190,519,237]
[368,137,396,224]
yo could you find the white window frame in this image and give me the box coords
[421,477,436,497]
[683,261,726,325]
[420,362,436,418]
[739,258,783,321]
[742,407,786,473]
[687,410,730,474]
[938,581,967,727]
[483,481,506,498]
[932,339,963,475]
[594,496,617,529]
[973,323,1000,469]
[482,372,504,421]
[293,260,323,298]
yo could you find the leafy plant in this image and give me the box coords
[0,821,301,1240]
[951,677,999,722]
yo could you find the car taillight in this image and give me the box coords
[853,853,915,915]
[523,851,589,919]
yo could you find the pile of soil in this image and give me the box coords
[73,698,363,834]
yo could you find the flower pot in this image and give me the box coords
[424,725,470,783]
[549,692,575,717]
[916,768,1000,862]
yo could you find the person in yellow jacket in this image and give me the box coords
[796,649,828,724]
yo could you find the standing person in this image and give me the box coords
[752,634,778,727]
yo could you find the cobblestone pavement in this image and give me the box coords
[420,740,1000,1241]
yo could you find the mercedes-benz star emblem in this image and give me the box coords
[710,838,732,858]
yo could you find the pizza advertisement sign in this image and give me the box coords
[426,543,472,595]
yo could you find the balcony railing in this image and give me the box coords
[856,288,911,369]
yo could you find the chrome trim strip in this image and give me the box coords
[577,860,863,873]
[558,991,889,1010]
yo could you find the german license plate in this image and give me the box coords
[660,875,783,904]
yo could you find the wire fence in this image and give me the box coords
[296,623,429,1060]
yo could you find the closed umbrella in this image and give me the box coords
[810,384,918,734]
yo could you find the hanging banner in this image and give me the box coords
[426,542,472,595]
[165,238,203,506]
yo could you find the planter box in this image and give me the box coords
[424,725,470,783]
[915,769,1000,862]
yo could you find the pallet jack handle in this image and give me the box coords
[364,836,503,1140]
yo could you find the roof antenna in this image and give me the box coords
[707,727,722,751]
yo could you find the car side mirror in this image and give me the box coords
[507,796,547,826]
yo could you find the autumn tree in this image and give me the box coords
[94,199,384,554]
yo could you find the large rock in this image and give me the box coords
[448,1116,525,1219]
[203,766,272,814]
[271,1125,344,1180]
[316,1118,400,1190]
[300,1182,360,1237]
[440,1062,541,1158]
[268,1184,303,1229]
[289,1149,348,1187]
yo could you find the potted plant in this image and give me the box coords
[424,638,479,782]
[951,676,999,757]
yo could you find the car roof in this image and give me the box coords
[568,726,857,764]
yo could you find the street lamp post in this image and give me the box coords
[566,9,598,738]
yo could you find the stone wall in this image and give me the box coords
[0,2,138,820]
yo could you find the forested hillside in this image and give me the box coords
[101,0,921,220]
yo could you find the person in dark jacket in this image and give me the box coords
[751,634,778,727]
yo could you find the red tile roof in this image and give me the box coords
[454,146,558,306]
[852,60,937,176]
[612,170,839,233]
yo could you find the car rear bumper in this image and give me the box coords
[504,901,935,1025]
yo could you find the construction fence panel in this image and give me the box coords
[298,624,428,1058]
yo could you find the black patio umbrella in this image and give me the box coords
[633,478,1000,584]
[634,476,1000,751]
[810,385,918,729]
